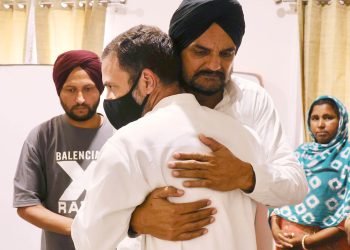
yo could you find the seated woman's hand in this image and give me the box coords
[270,215,302,249]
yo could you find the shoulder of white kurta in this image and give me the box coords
[107,108,173,145]
[100,134,130,162]
[223,76,274,130]
[232,75,272,104]
[232,75,265,93]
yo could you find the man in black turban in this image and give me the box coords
[169,0,245,54]
[169,0,245,99]
[129,0,307,247]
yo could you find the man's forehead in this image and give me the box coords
[188,41,236,53]
[190,23,236,49]
[102,68,132,87]
[63,81,96,87]
[102,55,116,67]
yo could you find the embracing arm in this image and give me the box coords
[130,186,216,241]
[17,204,72,235]
[241,84,308,206]
[169,134,256,192]
[169,83,308,206]
[128,83,307,241]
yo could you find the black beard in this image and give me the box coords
[183,81,224,96]
[182,70,226,96]
[60,99,99,122]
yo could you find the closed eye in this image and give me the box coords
[193,48,210,57]
[220,49,235,58]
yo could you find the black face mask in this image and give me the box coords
[103,73,149,130]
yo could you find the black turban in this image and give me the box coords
[169,0,245,53]
[53,50,104,95]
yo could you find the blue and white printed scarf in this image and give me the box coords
[273,96,350,228]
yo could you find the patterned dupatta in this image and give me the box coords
[273,96,350,228]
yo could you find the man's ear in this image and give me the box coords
[139,68,159,94]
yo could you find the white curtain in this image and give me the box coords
[0,0,29,63]
[35,0,107,64]
[298,0,350,138]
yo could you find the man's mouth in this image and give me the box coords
[195,71,225,80]
[73,106,88,112]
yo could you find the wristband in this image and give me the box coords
[301,234,310,250]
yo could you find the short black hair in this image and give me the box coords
[308,98,340,125]
[102,25,180,85]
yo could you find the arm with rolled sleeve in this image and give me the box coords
[71,140,150,250]
[237,82,308,206]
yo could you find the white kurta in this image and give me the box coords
[72,93,265,250]
[218,76,308,206]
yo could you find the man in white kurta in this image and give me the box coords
[216,75,306,206]
[72,24,266,250]
[127,2,308,241]
[72,93,265,250]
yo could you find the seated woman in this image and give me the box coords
[270,95,350,250]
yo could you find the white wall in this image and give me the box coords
[0,1,303,249]
[0,66,59,250]
[104,0,304,148]
[237,1,304,148]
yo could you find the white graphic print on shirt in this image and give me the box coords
[56,150,99,215]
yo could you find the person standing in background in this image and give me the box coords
[270,96,350,249]
[13,50,113,250]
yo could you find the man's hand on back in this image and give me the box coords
[169,134,256,193]
[130,186,216,241]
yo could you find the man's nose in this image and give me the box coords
[76,91,85,104]
[206,55,222,71]
[106,90,115,100]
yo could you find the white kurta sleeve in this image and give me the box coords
[234,81,308,207]
[71,140,150,250]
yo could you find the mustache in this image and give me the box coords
[71,104,90,110]
[193,70,225,80]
